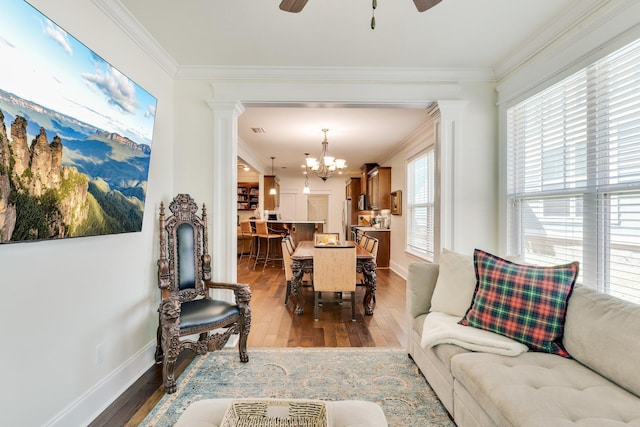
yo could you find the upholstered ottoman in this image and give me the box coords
[174,398,388,427]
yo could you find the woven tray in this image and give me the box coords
[220,399,328,427]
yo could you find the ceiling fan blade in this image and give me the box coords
[413,0,442,13]
[279,0,309,13]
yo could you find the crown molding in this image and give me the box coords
[90,0,632,89]
[493,0,634,81]
[175,65,495,83]
[496,0,640,105]
[92,0,178,76]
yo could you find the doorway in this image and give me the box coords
[279,193,297,220]
[307,194,329,223]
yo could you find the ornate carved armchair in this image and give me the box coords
[155,194,251,393]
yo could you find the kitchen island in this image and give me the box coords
[237,220,324,260]
[265,220,324,243]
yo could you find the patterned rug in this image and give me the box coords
[141,348,455,426]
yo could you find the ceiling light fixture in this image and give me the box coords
[371,0,376,29]
[280,0,445,27]
[303,153,311,194]
[269,156,277,195]
[305,129,347,182]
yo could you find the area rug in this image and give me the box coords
[141,348,454,427]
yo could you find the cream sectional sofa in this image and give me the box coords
[407,261,640,427]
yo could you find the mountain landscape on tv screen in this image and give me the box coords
[0,88,151,243]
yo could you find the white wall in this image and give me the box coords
[451,83,499,254]
[386,82,499,278]
[173,80,216,202]
[0,1,174,426]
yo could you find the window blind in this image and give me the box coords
[407,149,435,261]
[507,38,640,304]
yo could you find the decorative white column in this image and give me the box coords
[436,100,468,253]
[207,101,245,285]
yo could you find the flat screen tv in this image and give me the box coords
[0,0,158,243]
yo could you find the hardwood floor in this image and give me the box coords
[89,258,407,426]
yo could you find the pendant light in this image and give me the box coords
[303,153,311,194]
[269,156,277,195]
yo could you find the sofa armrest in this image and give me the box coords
[407,262,439,319]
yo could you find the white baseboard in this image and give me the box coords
[45,336,240,427]
[44,341,157,427]
[389,261,407,280]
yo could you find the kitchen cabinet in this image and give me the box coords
[345,177,360,200]
[360,163,378,197]
[237,182,259,210]
[263,175,279,210]
[367,166,391,210]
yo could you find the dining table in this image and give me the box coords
[289,240,377,316]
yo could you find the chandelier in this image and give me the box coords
[305,129,347,181]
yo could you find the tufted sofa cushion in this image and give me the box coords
[563,286,640,397]
[451,351,640,426]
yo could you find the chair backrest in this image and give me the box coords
[314,232,340,246]
[364,236,379,261]
[313,246,356,292]
[239,220,253,235]
[357,234,369,248]
[281,236,294,281]
[255,220,269,236]
[284,235,296,255]
[157,194,211,300]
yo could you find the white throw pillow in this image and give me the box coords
[429,249,477,317]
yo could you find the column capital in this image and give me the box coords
[207,100,245,118]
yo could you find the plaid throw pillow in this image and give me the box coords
[459,249,579,357]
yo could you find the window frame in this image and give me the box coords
[406,148,436,262]
[505,38,640,304]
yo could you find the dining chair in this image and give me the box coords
[312,245,357,321]
[363,236,379,259]
[281,235,294,305]
[254,220,283,270]
[281,236,312,304]
[314,232,340,246]
[357,234,369,248]
[356,235,380,303]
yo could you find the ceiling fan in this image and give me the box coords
[279,0,443,13]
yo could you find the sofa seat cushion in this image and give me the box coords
[451,351,640,427]
[433,343,470,372]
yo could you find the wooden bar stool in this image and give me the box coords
[253,220,283,271]
[238,220,257,266]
